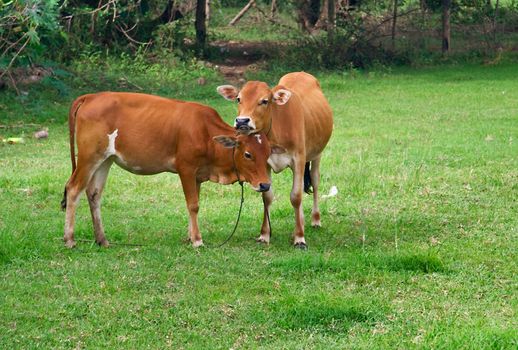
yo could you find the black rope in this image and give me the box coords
[206,181,245,248]
[265,115,273,137]
[205,146,245,248]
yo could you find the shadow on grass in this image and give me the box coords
[269,250,448,278]
[251,294,386,334]
[379,252,446,273]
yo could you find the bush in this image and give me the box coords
[0,0,64,76]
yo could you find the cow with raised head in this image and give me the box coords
[217,72,333,249]
[62,92,283,248]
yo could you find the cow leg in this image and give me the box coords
[257,166,273,243]
[310,156,321,227]
[179,173,203,247]
[63,157,100,248]
[86,159,113,247]
[258,187,274,244]
[291,160,306,248]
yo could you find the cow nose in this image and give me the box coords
[235,117,251,129]
[259,183,271,192]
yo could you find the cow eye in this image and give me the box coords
[260,99,268,105]
[244,151,252,159]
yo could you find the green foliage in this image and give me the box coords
[0,0,64,69]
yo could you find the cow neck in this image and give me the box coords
[265,106,282,145]
[207,121,241,185]
[264,113,273,138]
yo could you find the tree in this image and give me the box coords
[297,0,322,32]
[328,0,335,41]
[391,0,398,51]
[195,0,207,56]
[442,0,451,53]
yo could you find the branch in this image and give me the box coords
[229,0,255,26]
[115,24,152,46]
[0,35,31,81]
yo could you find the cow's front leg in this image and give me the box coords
[179,173,203,247]
[291,160,306,249]
[257,187,274,244]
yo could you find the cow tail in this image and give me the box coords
[69,97,86,174]
[304,162,313,194]
[62,96,85,211]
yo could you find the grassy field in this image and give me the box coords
[1,62,517,349]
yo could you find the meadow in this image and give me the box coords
[0,62,517,348]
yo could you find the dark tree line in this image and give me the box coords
[0,0,514,81]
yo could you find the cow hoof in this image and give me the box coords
[311,222,321,228]
[192,240,204,248]
[256,234,270,244]
[64,240,76,249]
[96,239,110,247]
[294,242,308,250]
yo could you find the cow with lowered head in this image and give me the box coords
[62,92,284,248]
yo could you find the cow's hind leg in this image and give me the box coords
[86,159,113,247]
[310,156,321,227]
[64,160,99,248]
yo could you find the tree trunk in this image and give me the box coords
[271,0,278,18]
[206,0,211,23]
[442,0,451,53]
[298,0,321,32]
[328,0,335,41]
[493,0,500,44]
[195,0,207,56]
[391,0,398,51]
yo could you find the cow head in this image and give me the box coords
[213,132,285,192]
[217,82,292,134]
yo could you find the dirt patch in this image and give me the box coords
[209,40,272,85]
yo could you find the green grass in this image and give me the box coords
[1,62,517,349]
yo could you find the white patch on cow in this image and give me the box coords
[255,134,262,144]
[268,153,292,173]
[106,129,118,156]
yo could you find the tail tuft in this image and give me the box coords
[304,162,313,194]
[61,188,67,211]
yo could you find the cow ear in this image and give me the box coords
[214,135,238,148]
[217,85,239,101]
[272,88,292,105]
[271,144,287,154]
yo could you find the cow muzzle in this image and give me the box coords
[258,183,271,192]
[234,116,255,133]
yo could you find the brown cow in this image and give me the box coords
[217,72,333,248]
[61,92,282,248]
